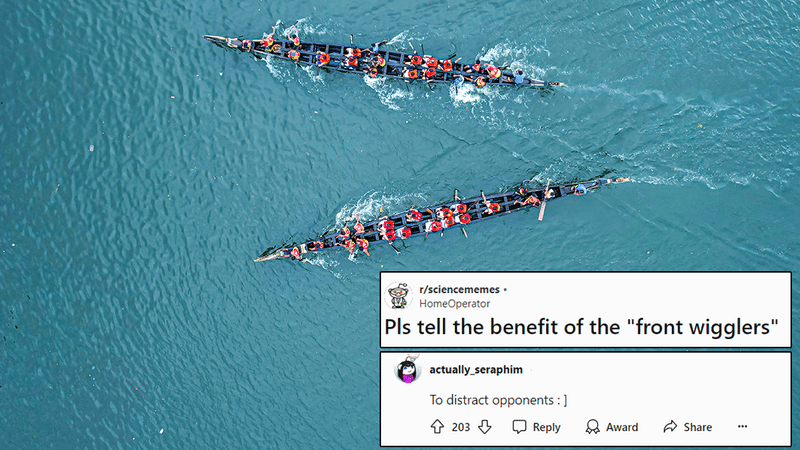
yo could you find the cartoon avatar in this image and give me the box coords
[397,354,419,383]
[388,283,409,309]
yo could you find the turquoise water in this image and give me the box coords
[1,0,798,448]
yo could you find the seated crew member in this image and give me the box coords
[480,190,500,214]
[356,237,370,256]
[402,67,419,79]
[405,207,422,221]
[370,41,387,53]
[486,65,502,79]
[289,246,302,261]
[338,238,356,254]
[242,40,253,52]
[545,188,556,200]
[453,74,465,90]
[337,225,351,241]
[262,27,276,48]
[365,66,379,77]
[288,25,301,47]
[354,215,365,234]
[406,52,424,66]
[514,193,541,207]
[425,67,436,79]
[513,69,525,84]
[573,183,588,195]
[286,48,301,62]
[316,51,330,66]
[465,59,483,73]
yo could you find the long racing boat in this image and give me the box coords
[255,177,629,262]
[204,35,564,89]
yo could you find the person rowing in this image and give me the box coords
[406,207,422,221]
[354,214,365,234]
[513,69,525,84]
[337,225,351,241]
[371,41,387,53]
[453,74,465,90]
[316,51,330,66]
[486,64,502,79]
[514,191,541,207]
[262,27,276,47]
[402,67,419,79]
[337,238,356,254]
[289,246,302,261]
[288,25,301,47]
[465,59,483,73]
[356,238,371,256]
[573,183,588,195]
[480,190,501,214]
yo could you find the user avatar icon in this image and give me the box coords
[586,419,600,434]
[388,283,409,309]
[397,354,419,384]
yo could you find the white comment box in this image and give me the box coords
[380,272,791,348]
[380,352,791,447]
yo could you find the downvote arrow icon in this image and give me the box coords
[431,419,444,434]
[479,419,492,434]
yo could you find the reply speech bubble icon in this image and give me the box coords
[512,420,527,434]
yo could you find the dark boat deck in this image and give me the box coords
[204,36,564,88]
[256,177,629,261]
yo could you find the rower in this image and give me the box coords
[407,53,424,66]
[242,40,253,52]
[288,25,301,47]
[402,67,419,79]
[513,69,525,84]
[290,246,302,261]
[337,225,351,241]
[486,65,501,79]
[425,67,436,79]
[406,208,422,221]
[356,238,371,256]
[287,48,301,62]
[514,193,541,207]
[441,57,457,72]
[371,41,387,53]
[573,184,588,195]
[453,75,465,90]
[475,76,486,88]
[340,238,356,254]
[481,190,501,214]
[354,214,365,234]
[465,59,482,73]
[316,51,330,66]
[365,66,378,77]
[426,56,439,69]
[262,27,276,47]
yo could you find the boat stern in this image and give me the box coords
[253,248,286,262]
[203,35,228,45]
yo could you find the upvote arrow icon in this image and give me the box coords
[479,419,492,434]
[431,419,444,434]
[664,420,677,433]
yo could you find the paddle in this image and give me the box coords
[408,41,417,54]
[420,44,426,56]
[389,242,400,254]
[538,178,551,221]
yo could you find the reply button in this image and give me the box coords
[532,422,561,434]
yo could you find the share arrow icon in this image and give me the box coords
[431,419,444,434]
[479,419,492,434]
[664,420,677,433]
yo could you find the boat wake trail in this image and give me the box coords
[334,191,427,227]
[364,76,412,110]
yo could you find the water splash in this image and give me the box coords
[334,191,427,227]
[363,75,412,110]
